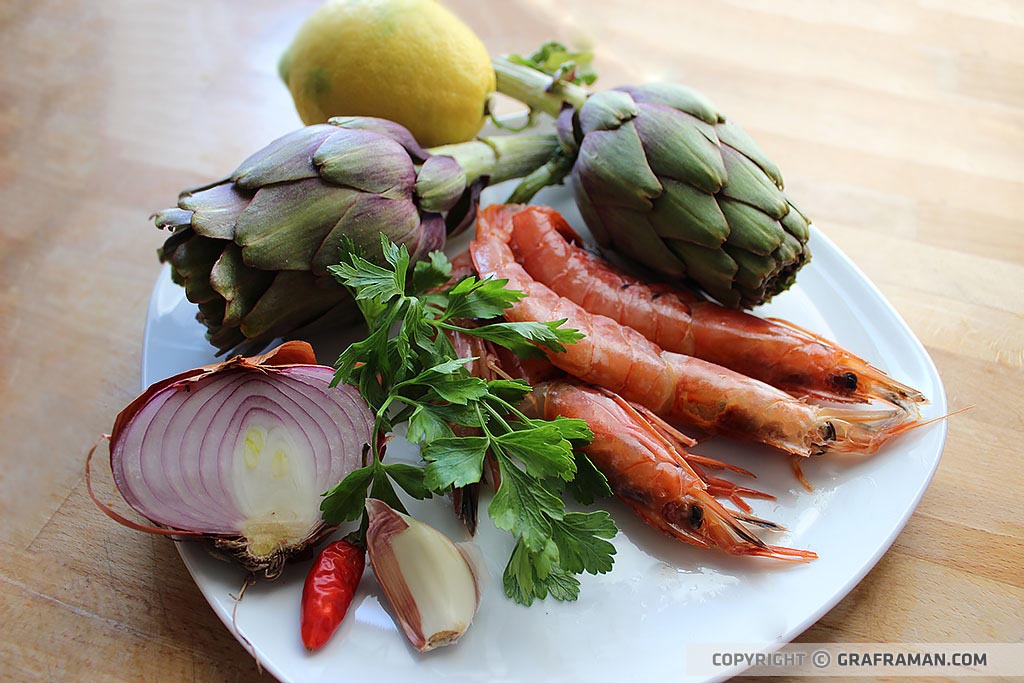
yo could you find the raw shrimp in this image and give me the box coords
[527,380,816,561]
[509,205,925,410]
[471,204,922,457]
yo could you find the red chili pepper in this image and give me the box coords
[301,539,366,651]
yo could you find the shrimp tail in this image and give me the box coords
[452,482,479,535]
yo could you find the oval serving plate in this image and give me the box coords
[142,181,947,683]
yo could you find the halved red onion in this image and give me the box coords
[94,341,372,577]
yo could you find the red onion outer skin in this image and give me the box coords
[106,341,372,577]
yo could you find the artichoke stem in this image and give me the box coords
[429,131,559,186]
[507,151,574,204]
[491,56,589,117]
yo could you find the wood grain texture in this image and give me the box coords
[1,1,1021,681]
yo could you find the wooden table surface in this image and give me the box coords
[2,1,1022,681]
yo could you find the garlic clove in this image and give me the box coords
[365,499,480,651]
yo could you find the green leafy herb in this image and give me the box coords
[320,235,616,605]
[508,41,598,86]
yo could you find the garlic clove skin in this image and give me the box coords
[365,499,480,651]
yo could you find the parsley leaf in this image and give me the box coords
[411,251,453,293]
[406,404,455,443]
[503,538,582,605]
[329,256,402,303]
[551,511,617,575]
[495,426,577,481]
[486,379,533,404]
[489,454,565,552]
[442,276,524,321]
[383,463,432,500]
[459,319,583,357]
[320,464,375,523]
[421,436,489,490]
[566,453,613,505]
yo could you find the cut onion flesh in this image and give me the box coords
[102,342,372,576]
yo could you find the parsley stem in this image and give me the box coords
[474,404,494,441]
[491,395,532,424]
[482,401,515,433]
[426,320,464,333]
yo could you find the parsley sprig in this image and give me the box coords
[319,236,617,605]
[508,41,598,86]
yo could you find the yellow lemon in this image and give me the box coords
[280,0,495,147]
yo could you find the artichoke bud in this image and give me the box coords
[153,117,478,357]
[569,84,812,309]
[415,156,468,213]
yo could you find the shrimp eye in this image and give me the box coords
[689,504,704,529]
[832,372,858,391]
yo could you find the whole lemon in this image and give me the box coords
[280,0,495,147]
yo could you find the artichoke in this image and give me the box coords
[495,57,811,308]
[154,117,559,355]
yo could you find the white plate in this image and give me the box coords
[142,181,947,683]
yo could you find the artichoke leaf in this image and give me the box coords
[774,231,803,266]
[209,243,275,327]
[310,194,423,275]
[197,299,226,326]
[720,146,788,219]
[572,178,612,246]
[619,83,722,125]
[780,202,811,242]
[207,324,248,356]
[153,208,193,232]
[669,240,740,307]
[578,90,638,134]
[313,128,416,199]
[236,179,360,271]
[415,155,467,213]
[576,124,661,211]
[231,124,336,189]
[633,103,726,194]
[717,119,784,190]
[167,235,226,304]
[328,116,430,161]
[240,270,347,342]
[603,209,688,279]
[157,224,195,263]
[180,183,251,240]
[727,247,775,291]
[718,198,784,256]
[649,179,729,248]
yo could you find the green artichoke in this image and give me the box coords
[494,55,811,308]
[154,116,559,355]
[560,85,810,308]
